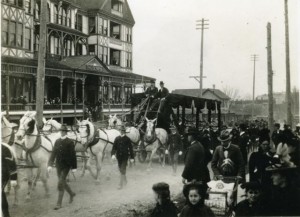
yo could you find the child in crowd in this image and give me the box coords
[180,181,215,217]
[234,182,263,216]
[151,182,178,217]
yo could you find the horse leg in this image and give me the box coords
[40,165,50,198]
[26,169,33,201]
[80,151,87,177]
[86,153,97,180]
[32,168,41,191]
[161,149,166,167]
[148,149,156,169]
[95,154,102,184]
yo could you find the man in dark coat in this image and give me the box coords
[271,123,283,149]
[145,80,158,99]
[111,126,134,189]
[238,124,250,165]
[156,81,169,99]
[211,130,245,180]
[2,143,18,217]
[48,124,77,210]
[166,127,183,175]
[182,128,210,184]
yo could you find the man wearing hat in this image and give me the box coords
[271,123,283,149]
[166,127,183,175]
[156,81,169,100]
[211,130,245,180]
[145,80,158,99]
[111,125,134,189]
[238,123,250,165]
[48,124,77,210]
[182,127,210,184]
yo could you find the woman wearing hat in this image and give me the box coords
[151,182,178,217]
[181,128,210,185]
[261,143,300,216]
[234,182,264,216]
[211,130,245,179]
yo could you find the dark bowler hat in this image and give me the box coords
[160,81,164,85]
[241,182,262,191]
[218,130,232,142]
[120,125,126,131]
[185,127,199,136]
[150,79,155,84]
[61,124,68,132]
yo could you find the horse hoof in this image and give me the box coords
[25,196,31,202]
[95,180,101,185]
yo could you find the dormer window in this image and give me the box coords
[111,0,122,13]
[110,21,120,39]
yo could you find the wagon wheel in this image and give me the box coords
[138,149,147,163]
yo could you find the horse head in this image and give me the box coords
[16,111,36,140]
[77,118,94,145]
[42,118,61,133]
[145,117,157,141]
[1,115,18,143]
[108,114,121,129]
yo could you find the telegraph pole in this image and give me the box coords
[251,54,259,120]
[196,19,209,97]
[284,0,293,127]
[267,23,274,132]
[36,0,48,128]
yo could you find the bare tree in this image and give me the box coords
[222,85,240,112]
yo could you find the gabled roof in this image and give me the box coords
[69,0,135,25]
[172,88,230,100]
[109,69,154,82]
[59,55,110,73]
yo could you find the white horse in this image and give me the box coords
[144,118,168,168]
[42,118,87,177]
[1,114,23,205]
[15,111,53,200]
[77,118,120,183]
[108,114,140,147]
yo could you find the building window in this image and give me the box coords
[9,21,16,46]
[34,2,39,19]
[2,19,9,45]
[54,37,60,55]
[125,87,132,104]
[17,23,23,47]
[25,28,31,50]
[127,27,132,42]
[25,0,31,14]
[3,0,23,7]
[112,86,121,103]
[89,17,95,34]
[110,21,120,39]
[98,17,108,36]
[34,34,39,51]
[88,44,95,55]
[64,39,71,56]
[66,10,71,27]
[53,5,58,24]
[111,0,122,13]
[126,52,132,68]
[76,14,82,31]
[110,49,120,66]
[61,8,67,26]
[99,46,108,64]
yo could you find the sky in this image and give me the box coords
[127,0,299,98]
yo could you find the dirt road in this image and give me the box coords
[8,159,185,217]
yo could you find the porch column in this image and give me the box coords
[100,79,104,121]
[208,108,212,123]
[196,107,200,129]
[217,103,222,132]
[177,106,180,120]
[82,78,85,119]
[108,81,111,115]
[181,106,185,128]
[132,84,136,94]
[73,78,77,118]
[121,82,125,114]
[60,77,64,123]
[6,75,10,117]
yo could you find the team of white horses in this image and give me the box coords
[1,111,169,204]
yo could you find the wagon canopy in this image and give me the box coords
[131,93,221,111]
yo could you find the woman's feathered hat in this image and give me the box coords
[266,142,297,172]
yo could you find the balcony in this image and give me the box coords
[109,37,122,46]
[34,52,62,61]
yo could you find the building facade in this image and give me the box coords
[1,0,153,121]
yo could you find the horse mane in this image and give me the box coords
[27,119,36,134]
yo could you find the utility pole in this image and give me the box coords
[36,0,47,128]
[189,75,207,97]
[251,54,259,120]
[196,18,209,97]
[267,23,274,132]
[284,0,293,127]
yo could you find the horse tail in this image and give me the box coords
[2,142,17,163]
